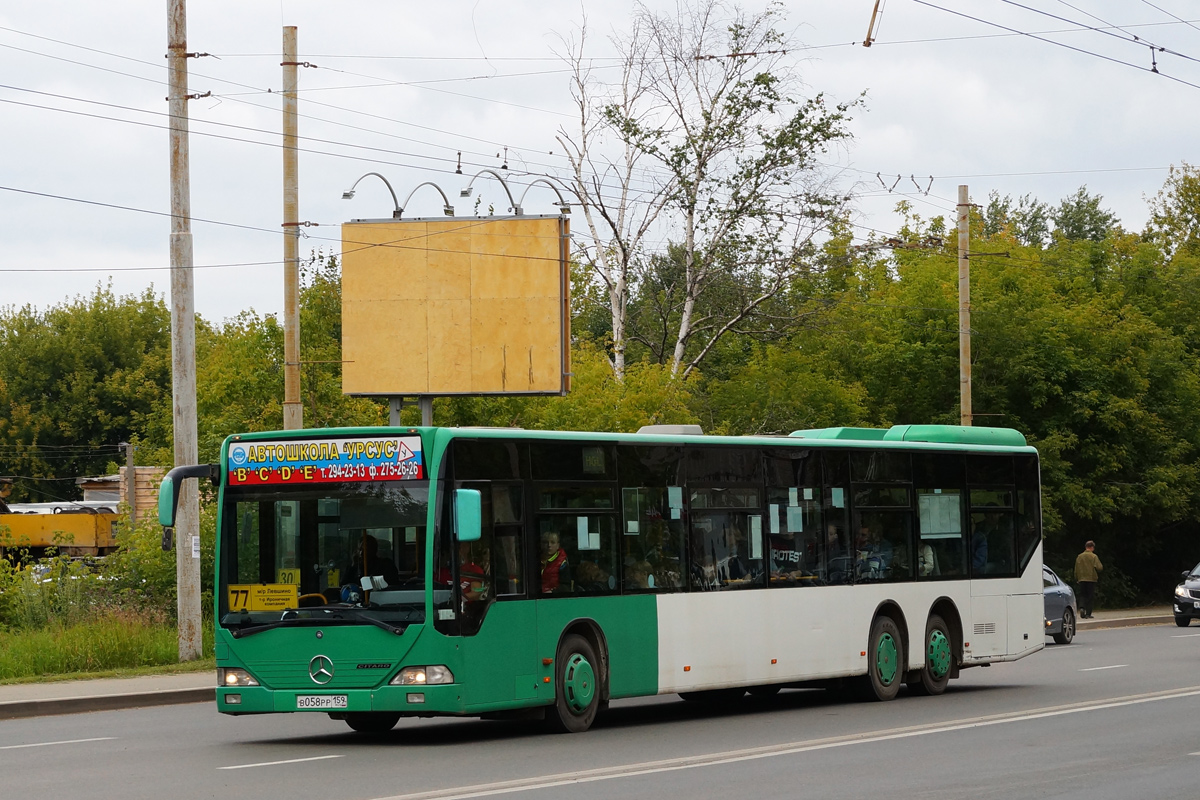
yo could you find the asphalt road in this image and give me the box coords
[2,626,1198,800]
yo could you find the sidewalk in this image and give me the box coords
[0,607,1179,721]
[1076,605,1174,630]
[0,671,213,721]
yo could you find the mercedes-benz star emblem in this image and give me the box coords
[309,655,335,685]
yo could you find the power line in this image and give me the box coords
[909,0,1200,91]
[1139,1,1200,35]
[996,0,1200,66]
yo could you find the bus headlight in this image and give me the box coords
[391,665,454,685]
[219,668,259,687]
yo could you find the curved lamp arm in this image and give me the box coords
[517,177,571,215]
[399,181,455,218]
[459,169,519,214]
[342,172,401,218]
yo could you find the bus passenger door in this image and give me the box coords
[457,483,542,709]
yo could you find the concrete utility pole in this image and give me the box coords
[282,26,303,430]
[958,185,972,427]
[167,0,203,661]
[123,442,136,528]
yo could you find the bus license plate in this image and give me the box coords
[296,695,348,710]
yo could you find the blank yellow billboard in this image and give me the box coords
[341,215,570,396]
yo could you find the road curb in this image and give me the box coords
[1078,615,1172,631]
[0,687,214,721]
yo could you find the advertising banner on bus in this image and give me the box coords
[226,436,424,486]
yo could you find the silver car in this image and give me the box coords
[1043,565,1077,644]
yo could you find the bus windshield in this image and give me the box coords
[219,481,434,634]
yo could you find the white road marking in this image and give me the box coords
[219,754,344,771]
[371,686,1200,800]
[1079,664,1129,672]
[1171,634,1200,638]
[0,737,116,750]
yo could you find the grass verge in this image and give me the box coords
[0,612,215,683]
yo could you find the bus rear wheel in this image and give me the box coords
[546,634,600,734]
[343,712,400,734]
[861,616,904,702]
[908,614,953,696]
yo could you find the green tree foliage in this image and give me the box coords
[0,286,170,500]
[1145,162,1200,258]
[1051,186,1119,242]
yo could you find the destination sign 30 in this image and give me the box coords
[226,436,424,485]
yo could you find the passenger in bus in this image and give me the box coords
[918,541,939,576]
[351,534,401,587]
[855,522,892,579]
[823,523,850,583]
[971,515,991,572]
[625,560,654,590]
[576,559,611,592]
[540,531,570,593]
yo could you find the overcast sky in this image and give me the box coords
[2,1,1198,322]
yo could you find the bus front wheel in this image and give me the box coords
[547,634,600,734]
[861,616,904,702]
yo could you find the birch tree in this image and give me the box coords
[555,16,673,380]
[583,1,854,376]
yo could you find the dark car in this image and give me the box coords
[1043,565,1077,644]
[1172,562,1200,627]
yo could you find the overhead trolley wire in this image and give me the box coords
[910,0,1200,91]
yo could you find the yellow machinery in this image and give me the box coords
[0,511,121,556]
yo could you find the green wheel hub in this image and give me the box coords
[926,630,951,679]
[563,653,596,713]
[875,632,899,685]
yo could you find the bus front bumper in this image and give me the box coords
[217,684,466,715]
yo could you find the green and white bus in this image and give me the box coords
[159,423,1044,734]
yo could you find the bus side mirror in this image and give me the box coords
[157,464,221,550]
[158,474,177,529]
[454,489,482,542]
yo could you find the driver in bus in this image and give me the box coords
[350,534,401,587]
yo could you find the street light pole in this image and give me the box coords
[167,0,202,661]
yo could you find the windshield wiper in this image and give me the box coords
[227,608,408,638]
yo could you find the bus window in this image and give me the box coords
[489,484,525,597]
[687,448,764,591]
[913,454,966,579]
[1014,455,1041,572]
[535,486,618,596]
[621,488,686,592]
[765,449,823,586]
[969,474,1017,575]
[851,451,915,584]
[619,445,687,594]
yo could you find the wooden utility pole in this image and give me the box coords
[863,1,883,47]
[958,185,972,427]
[167,0,202,661]
[282,26,303,430]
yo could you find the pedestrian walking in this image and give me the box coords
[1074,540,1103,619]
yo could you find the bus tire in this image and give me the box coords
[546,634,600,734]
[861,615,904,702]
[344,712,400,733]
[910,614,953,696]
